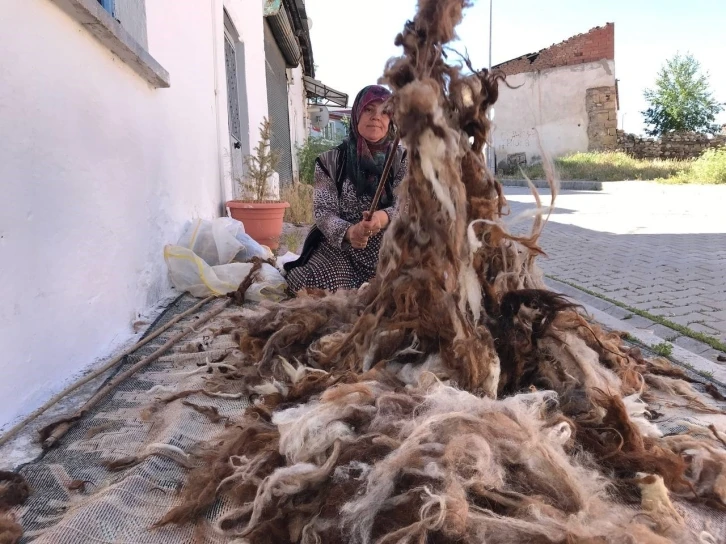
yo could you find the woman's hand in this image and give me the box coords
[345,222,370,249]
[345,211,389,249]
[362,211,389,235]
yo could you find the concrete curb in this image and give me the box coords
[546,277,725,363]
[500,179,603,191]
[550,287,726,386]
[580,302,726,385]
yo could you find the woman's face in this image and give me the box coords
[357,100,390,143]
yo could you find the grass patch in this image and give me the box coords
[279,230,305,254]
[281,183,314,226]
[651,342,674,357]
[547,275,726,353]
[657,147,726,185]
[502,151,684,181]
[502,148,726,184]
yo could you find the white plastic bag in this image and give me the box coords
[176,217,272,265]
[276,251,300,276]
[164,218,286,300]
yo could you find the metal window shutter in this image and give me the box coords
[264,23,294,186]
[224,35,242,144]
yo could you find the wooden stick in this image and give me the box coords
[0,295,217,449]
[368,135,401,216]
[40,299,231,449]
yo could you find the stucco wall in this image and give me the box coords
[491,59,616,163]
[287,65,308,181]
[0,0,268,428]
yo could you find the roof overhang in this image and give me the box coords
[264,1,302,68]
[264,0,283,16]
[303,76,348,107]
[264,0,315,78]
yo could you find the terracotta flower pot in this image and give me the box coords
[226,200,290,250]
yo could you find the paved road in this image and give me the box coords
[504,182,726,349]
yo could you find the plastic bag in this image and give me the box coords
[164,218,285,300]
[276,251,300,276]
[176,217,272,265]
[233,229,272,262]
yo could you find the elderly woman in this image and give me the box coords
[284,85,408,292]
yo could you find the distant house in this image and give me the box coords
[491,23,618,168]
[311,108,351,142]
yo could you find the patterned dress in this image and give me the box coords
[286,151,408,292]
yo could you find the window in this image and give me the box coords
[97,0,115,16]
[59,0,167,87]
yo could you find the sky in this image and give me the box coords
[305,0,726,136]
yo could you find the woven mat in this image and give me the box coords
[13,295,257,543]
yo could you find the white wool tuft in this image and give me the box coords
[333,461,372,483]
[418,129,457,221]
[623,394,663,438]
[273,388,379,464]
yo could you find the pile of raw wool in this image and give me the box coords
[158,1,726,542]
[0,471,28,544]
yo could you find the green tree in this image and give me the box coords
[296,137,338,185]
[340,115,351,136]
[642,53,723,137]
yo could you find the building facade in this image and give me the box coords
[491,23,618,168]
[0,0,327,428]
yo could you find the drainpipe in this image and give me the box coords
[212,0,229,214]
[488,0,493,70]
[485,0,494,172]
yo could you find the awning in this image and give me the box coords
[264,0,301,68]
[264,0,315,77]
[263,0,283,16]
[303,76,348,107]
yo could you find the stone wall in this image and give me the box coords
[587,86,618,151]
[617,131,726,160]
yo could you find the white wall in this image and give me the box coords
[491,60,616,163]
[287,65,309,182]
[0,0,268,428]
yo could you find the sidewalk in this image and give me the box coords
[505,182,726,363]
[548,277,726,386]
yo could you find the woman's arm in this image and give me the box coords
[313,162,352,249]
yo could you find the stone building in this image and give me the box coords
[491,23,618,168]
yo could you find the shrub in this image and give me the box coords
[297,138,339,185]
[664,147,726,184]
[281,183,314,226]
[502,151,683,181]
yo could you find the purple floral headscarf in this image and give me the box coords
[346,85,394,198]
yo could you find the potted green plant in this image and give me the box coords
[226,118,290,250]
